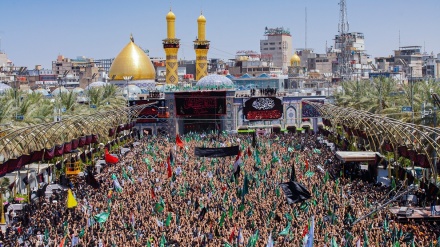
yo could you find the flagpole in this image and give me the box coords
[351,184,414,226]
[26,164,30,203]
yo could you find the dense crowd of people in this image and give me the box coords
[2,132,440,246]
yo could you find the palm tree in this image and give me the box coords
[335,78,440,125]
[0,177,10,224]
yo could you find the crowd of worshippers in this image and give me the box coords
[1,132,440,246]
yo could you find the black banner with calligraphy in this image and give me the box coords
[175,91,226,116]
[243,97,283,120]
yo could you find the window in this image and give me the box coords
[264,43,268,45]
[269,42,275,45]
[264,48,268,50]
[269,48,275,50]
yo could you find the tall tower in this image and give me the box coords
[163,9,180,85]
[194,13,210,81]
[338,0,350,79]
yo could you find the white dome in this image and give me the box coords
[52,86,69,96]
[196,74,234,88]
[85,81,109,90]
[123,84,142,95]
[0,83,12,93]
[72,87,84,94]
[34,88,49,96]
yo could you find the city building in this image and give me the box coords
[330,32,370,80]
[228,51,282,77]
[373,46,426,82]
[422,52,440,80]
[260,27,292,73]
[393,46,423,79]
[27,66,57,89]
[52,55,99,88]
[95,58,115,75]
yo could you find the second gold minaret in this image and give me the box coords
[194,13,210,81]
[163,9,180,85]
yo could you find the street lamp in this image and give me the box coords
[123,76,132,108]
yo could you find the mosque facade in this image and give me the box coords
[106,10,326,136]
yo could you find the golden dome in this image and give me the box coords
[108,37,155,81]
[290,53,301,66]
[166,10,176,21]
[197,14,206,23]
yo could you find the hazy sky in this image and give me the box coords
[1,0,439,69]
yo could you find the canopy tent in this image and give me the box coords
[305,100,440,179]
[0,104,152,176]
[335,151,381,163]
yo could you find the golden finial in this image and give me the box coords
[130,33,134,43]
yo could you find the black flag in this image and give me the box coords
[252,132,257,148]
[233,165,241,181]
[22,176,29,185]
[290,165,296,182]
[86,172,101,189]
[198,207,207,221]
[37,183,49,198]
[279,181,311,204]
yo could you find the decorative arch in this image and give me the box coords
[286,106,297,125]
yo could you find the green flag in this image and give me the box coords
[271,151,279,163]
[246,230,259,247]
[165,212,172,227]
[78,228,85,239]
[155,202,164,213]
[160,234,166,247]
[239,203,245,212]
[219,212,226,227]
[384,218,389,232]
[44,228,49,244]
[94,212,110,223]
[284,213,293,222]
[224,242,233,247]
[275,187,280,197]
[331,237,339,247]
[305,171,315,178]
[363,231,369,247]
[324,171,329,184]
[228,205,234,218]
[122,167,129,180]
[279,222,291,236]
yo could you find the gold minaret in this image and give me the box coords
[194,12,210,81]
[163,9,180,85]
